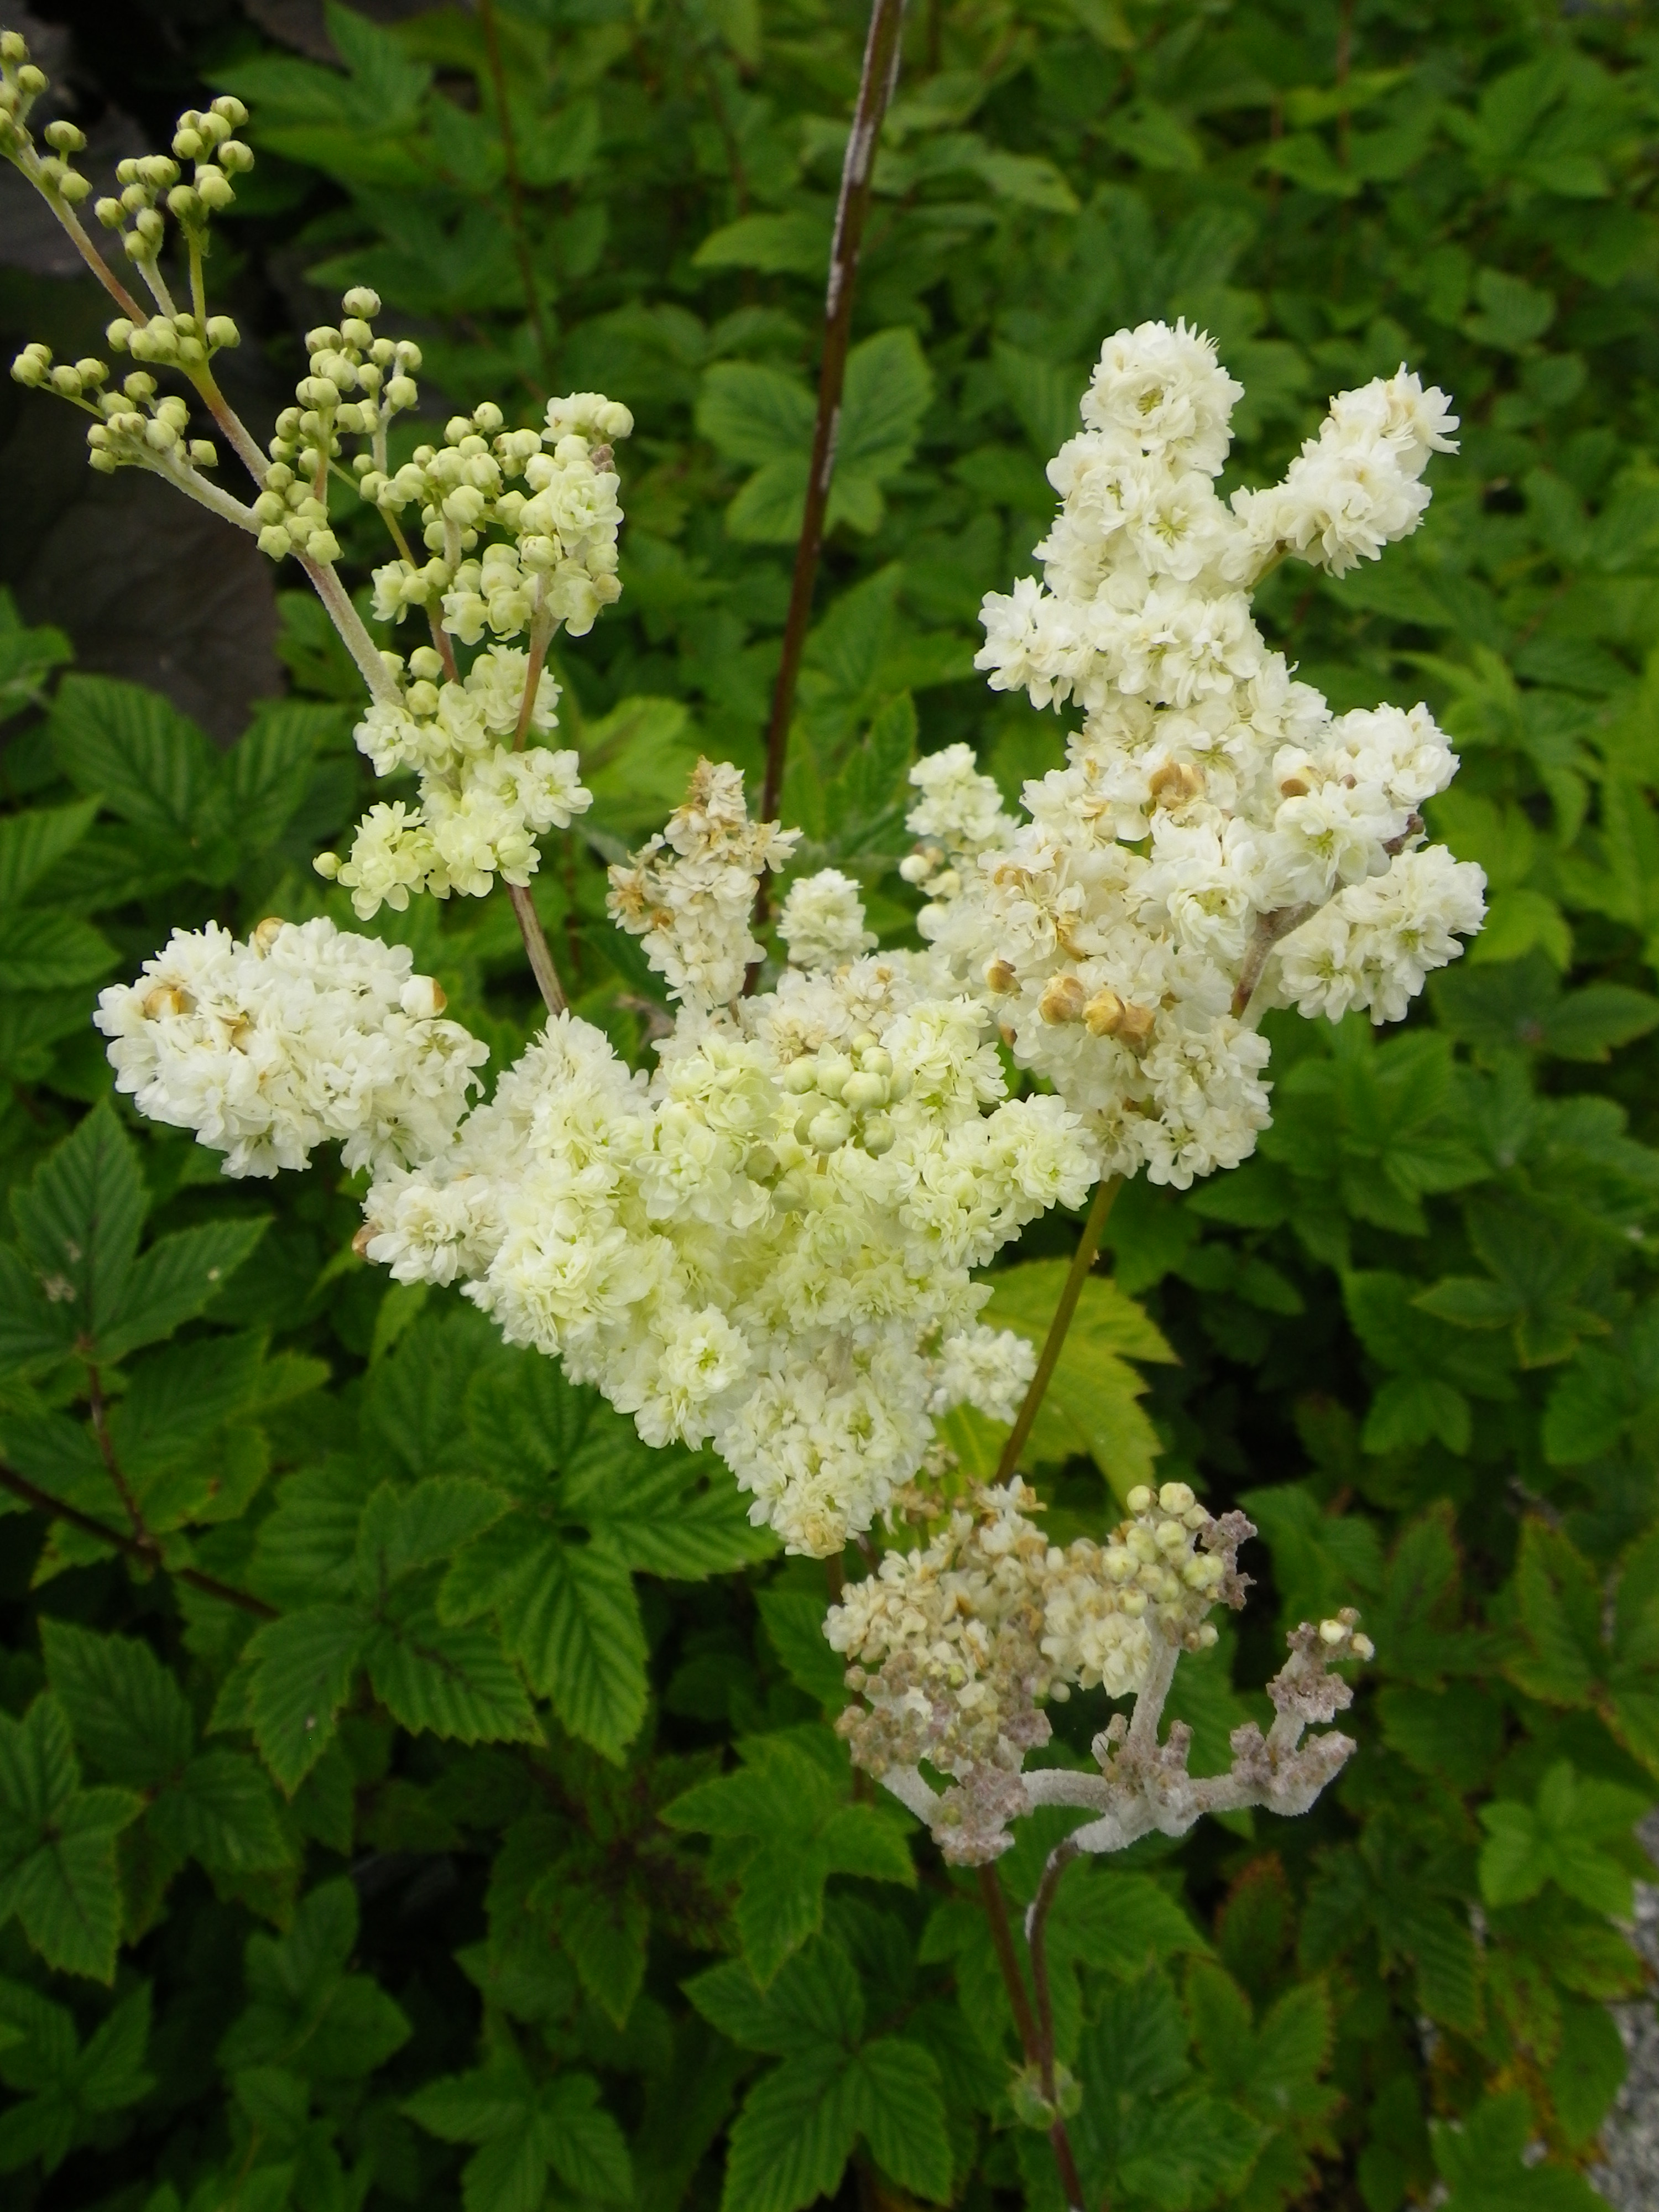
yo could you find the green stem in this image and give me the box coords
[994,1175,1121,1485]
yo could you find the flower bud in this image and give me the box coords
[251,916,285,955]
[341,285,380,319]
[257,524,293,560]
[189,440,217,467]
[17,62,46,94]
[308,529,342,564]
[59,170,90,204]
[217,138,254,173]
[196,167,235,211]
[1083,988,1124,1036]
[384,374,418,410]
[1038,973,1086,1025]
[95,196,123,228]
[1148,759,1203,807]
[211,94,248,127]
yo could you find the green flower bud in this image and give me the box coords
[74,358,106,386]
[17,63,46,95]
[341,285,381,318]
[0,31,28,62]
[145,417,179,451]
[123,372,156,401]
[205,315,239,350]
[137,154,178,189]
[384,375,418,410]
[211,94,248,126]
[172,126,203,160]
[308,529,342,564]
[9,347,48,388]
[48,364,83,397]
[189,439,217,467]
[95,196,123,229]
[88,447,118,474]
[196,168,234,211]
[58,171,90,204]
[218,139,254,173]
[44,119,85,152]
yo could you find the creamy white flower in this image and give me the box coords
[95,918,487,1178]
[935,325,1479,1182]
[779,869,878,971]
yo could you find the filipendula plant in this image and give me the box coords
[6,34,1486,2204]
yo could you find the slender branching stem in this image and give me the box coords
[995,1174,1121,1485]
[0,1462,276,1620]
[754,0,907,872]
[508,884,569,1018]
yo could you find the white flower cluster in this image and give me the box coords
[310,387,633,917]
[606,759,802,1011]
[95,918,488,1180]
[912,322,1485,1187]
[358,777,1095,1554]
[317,645,589,919]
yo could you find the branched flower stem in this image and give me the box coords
[994,1174,1121,1484]
[754,0,907,895]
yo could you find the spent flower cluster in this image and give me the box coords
[829,1478,1370,1866]
[916,321,1486,1187]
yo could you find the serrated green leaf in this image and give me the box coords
[10,1100,145,1347]
[98,1218,270,1364]
[366,1601,542,1747]
[0,909,117,992]
[848,2039,952,2202]
[0,1696,141,1981]
[0,799,97,906]
[39,1619,193,1788]
[493,1530,647,1761]
[149,1751,290,1874]
[354,1476,510,1595]
[686,1936,864,2057]
[244,1605,368,1793]
[721,2044,858,2212]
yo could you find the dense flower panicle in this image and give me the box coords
[95,919,488,1179]
[363,784,1095,1553]
[606,759,802,1014]
[923,323,1485,1188]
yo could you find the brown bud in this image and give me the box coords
[984,957,1019,995]
[142,983,189,1019]
[1277,775,1310,798]
[1149,760,1203,807]
[1038,973,1087,1025]
[351,1222,376,1258]
[1083,987,1124,1037]
[1116,999,1157,1050]
[251,915,285,954]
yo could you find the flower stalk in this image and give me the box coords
[995,1175,1120,1485]
[755,0,907,873]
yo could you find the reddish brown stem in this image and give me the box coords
[754,0,907,890]
[0,1463,276,1620]
[979,1861,1091,2210]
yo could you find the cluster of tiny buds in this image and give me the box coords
[776,1032,913,1159]
[1315,1608,1375,1663]
[11,347,216,477]
[90,99,251,264]
[1105,1483,1228,1641]
[252,288,418,564]
[0,33,64,169]
[995,962,1160,1047]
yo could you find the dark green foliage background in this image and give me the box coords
[4,0,1659,2207]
